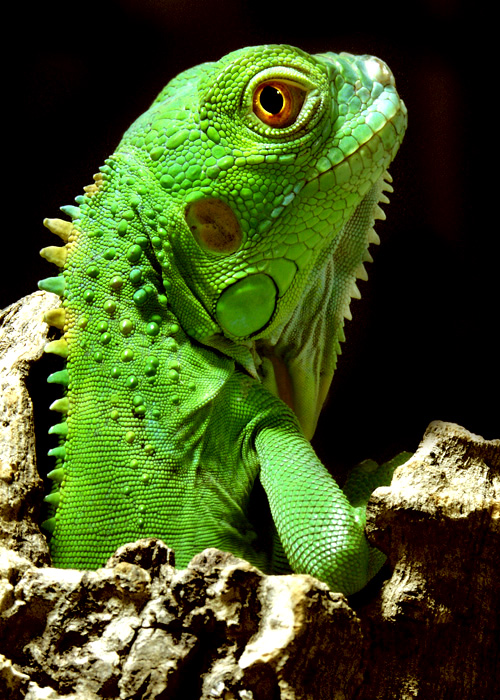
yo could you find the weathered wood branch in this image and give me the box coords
[0,293,498,699]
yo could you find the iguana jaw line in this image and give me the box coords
[178,168,393,441]
[259,172,393,440]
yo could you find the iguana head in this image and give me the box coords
[118,44,407,438]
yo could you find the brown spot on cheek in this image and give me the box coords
[185,198,242,255]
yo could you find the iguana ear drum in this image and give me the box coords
[215,273,277,338]
[185,198,242,255]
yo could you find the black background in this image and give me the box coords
[7,0,497,472]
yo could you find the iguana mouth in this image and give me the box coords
[257,171,394,440]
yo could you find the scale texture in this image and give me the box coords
[39,44,407,595]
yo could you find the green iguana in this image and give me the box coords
[39,44,408,595]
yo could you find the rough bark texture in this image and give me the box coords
[0,292,55,566]
[361,421,500,700]
[1,542,364,700]
[0,293,499,700]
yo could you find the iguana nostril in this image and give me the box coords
[361,56,395,87]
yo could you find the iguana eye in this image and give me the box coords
[253,81,307,128]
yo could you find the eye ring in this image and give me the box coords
[252,81,307,128]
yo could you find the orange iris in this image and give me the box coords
[252,81,306,128]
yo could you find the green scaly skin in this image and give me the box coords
[39,44,408,595]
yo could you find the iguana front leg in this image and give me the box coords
[255,418,408,595]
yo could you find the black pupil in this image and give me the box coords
[260,85,284,115]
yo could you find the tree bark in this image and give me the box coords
[0,293,498,699]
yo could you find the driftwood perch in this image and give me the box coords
[0,293,498,699]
